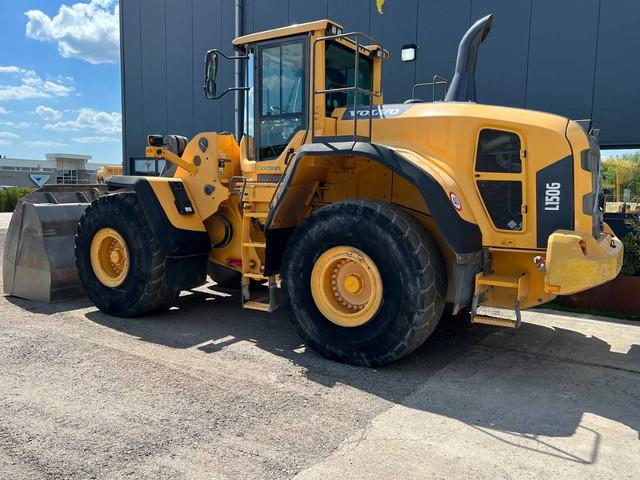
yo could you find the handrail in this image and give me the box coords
[411,75,449,102]
[311,31,384,143]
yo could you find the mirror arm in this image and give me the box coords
[208,86,250,100]
[208,49,249,61]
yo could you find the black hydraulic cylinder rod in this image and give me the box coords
[444,14,494,103]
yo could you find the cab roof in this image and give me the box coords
[232,19,342,46]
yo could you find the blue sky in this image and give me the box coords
[0,0,121,165]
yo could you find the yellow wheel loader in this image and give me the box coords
[5,16,623,366]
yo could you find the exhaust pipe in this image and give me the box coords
[445,14,494,103]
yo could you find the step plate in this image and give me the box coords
[472,315,517,328]
[243,300,271,312]
[471,306,520,328]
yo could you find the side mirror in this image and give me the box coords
[204,50,219,99]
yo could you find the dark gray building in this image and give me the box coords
[120,0,640,168]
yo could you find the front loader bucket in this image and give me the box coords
[3,185,108,303]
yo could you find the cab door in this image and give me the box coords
[474,128,527,247]
[254,37,307,162]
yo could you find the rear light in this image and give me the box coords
[546,284,561,293]
[147,134,164,147]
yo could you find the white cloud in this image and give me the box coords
[25,0,120,64]
[0,107,9,114]
[71,136,118,144]
[0,66,74,101]
[0,121,32,129]
[0,67,23,75]
[0,132,19,140]
[45,108,121,134]
[36,105,62,121]
[25,140,68,148]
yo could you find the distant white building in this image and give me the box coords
[0,154,102,188]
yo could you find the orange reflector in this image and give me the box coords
[227,258,242,268]
[546,284,561,293]
[579,239,588,255]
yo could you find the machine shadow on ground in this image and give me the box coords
[59,284,640,448]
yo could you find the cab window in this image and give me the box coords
[325,41,373,115]
[257,40,305,160]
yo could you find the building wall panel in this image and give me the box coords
[192,0,223,134]
[472,0,531,108]
[139,0,168,140]
[369,0,419,103]
[592,0,640,146]
[414,0,471,102]
[166,0,195,139]
[525,0,600,121]
[120,0,145,163]
[121,0,640,164]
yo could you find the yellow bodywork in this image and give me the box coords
[545,229,623,295]
[141,19,623,321]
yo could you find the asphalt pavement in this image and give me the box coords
[0,218,638,479]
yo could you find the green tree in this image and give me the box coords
[602,153,640,202]
[0,188,34,212]
[622,216,640,276]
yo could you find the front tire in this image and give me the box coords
[75,193,177,317]
[281,200,446,367]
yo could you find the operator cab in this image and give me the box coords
[206,20,386,163]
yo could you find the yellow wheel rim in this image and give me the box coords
[310,246,383,328]
[90,227,130,288]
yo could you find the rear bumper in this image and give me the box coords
[544,228,624,295]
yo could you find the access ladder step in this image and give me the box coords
[243,300,271,312]
[476,274,521,289]
[470,304,522,329]
[244,212,269,218]
[242,275,280,313]
[243,272,267,280]
[472,315,518,328]
[242,242,266,248]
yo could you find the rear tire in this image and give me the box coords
[75,193,177,317]
[281,200,446,367]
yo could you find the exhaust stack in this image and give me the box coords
[445,14,494,103]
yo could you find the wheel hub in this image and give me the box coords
[311,246,383,327]
[90,227,130,288]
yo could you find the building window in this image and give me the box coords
[57,169,78,184]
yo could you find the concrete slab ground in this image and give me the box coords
[0,213,12,230]
[0,223,638,479]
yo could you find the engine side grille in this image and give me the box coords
[477,180,523,231]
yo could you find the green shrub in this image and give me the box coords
[622,216,640,276]
[0,188,34,213]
